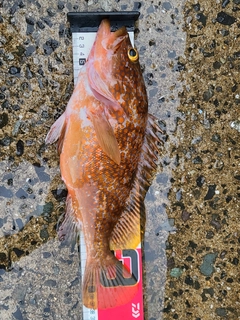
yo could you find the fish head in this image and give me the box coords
[87,19,147,117]
[88,19,128,75]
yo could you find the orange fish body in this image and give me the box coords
[46,19,161,310]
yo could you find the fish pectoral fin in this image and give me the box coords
[45,113,66,151]
[83,254,138,310]
[90,109,120,165]
[110,113,163,250]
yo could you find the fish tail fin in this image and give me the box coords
[83,253,138,310]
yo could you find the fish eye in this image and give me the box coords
[127,48,139,62]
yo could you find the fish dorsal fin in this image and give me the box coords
[110,114,163,250]
[89,108,121,165]
[45,113,66,153]
[110,193,146,250]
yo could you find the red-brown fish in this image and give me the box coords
[45,19,161,310]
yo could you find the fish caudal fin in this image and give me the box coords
[83,254,138,310]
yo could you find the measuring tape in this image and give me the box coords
[67,12,143,320]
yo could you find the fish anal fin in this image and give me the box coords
[45,113,66,148]
[90,109,120,165]
[110,113,163,249]
[83,254,138,310]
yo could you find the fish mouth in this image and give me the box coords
[114,25,128,38]
[99,19,128,37]
[99,19,128,51]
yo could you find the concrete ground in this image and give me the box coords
[0,0,239,319]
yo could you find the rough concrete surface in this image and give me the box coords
[0,0,239,319]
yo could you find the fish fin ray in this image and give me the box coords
[110,114,163,249]
[45,113,66,150]
[110,200,145,250]
[57,194,81,249]
[90,109,120,165]
[83,254,138,309]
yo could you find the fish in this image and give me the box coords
[45,19,162,310]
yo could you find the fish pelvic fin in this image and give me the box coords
[45,113,66,153]
[57,194,81,249]
[45,113,65,144]
[110,114,163,250]
[83,253,138,310]
[90,108,120,165]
